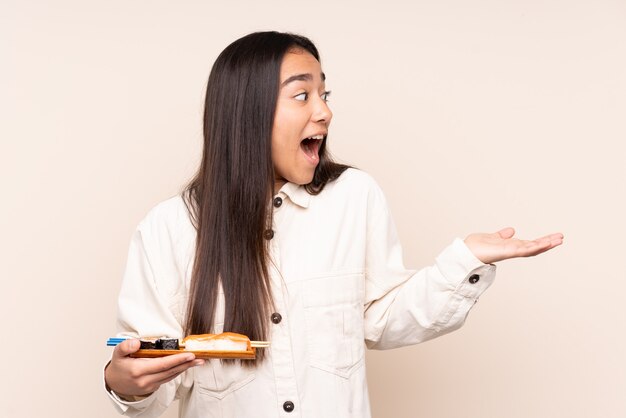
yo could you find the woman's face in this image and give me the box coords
[272,49,332,190]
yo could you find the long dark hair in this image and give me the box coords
[182,31,349,362]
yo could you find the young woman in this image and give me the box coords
[104,31,563,418]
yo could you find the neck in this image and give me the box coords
[274,179,286,195]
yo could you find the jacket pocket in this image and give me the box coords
[302,271,365,378]
[194,358,256,399]
[193,289,255,399]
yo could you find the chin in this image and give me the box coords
[292,171,316,186]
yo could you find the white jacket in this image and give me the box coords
[106,168,496,418]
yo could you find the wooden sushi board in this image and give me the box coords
[130,347,256,360]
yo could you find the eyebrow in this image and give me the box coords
[281,72,326,87]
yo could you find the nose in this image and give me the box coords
[312,96,333,126]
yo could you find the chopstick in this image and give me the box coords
[107,338,127,346]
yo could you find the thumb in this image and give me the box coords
[114,338,140,358]
[495,227,515,239]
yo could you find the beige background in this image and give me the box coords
[2,0,625,417]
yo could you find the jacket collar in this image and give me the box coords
[279,182,311,208]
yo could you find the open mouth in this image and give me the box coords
[300,134,325,163]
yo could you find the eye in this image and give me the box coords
[294,92,308,101]
[321,90,332,102]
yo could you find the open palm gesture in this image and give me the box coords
[464,227,564,265]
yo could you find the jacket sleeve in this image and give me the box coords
[105,220,192,417]
[363,180,496,350]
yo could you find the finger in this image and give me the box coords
[526,239,552,253]
[518,236,563,257]
[545,235,564,250]
[530,234,564,249]
[140,352,197,375]
[525,243,557,257]
[139,359,205,393]
[113,338,141,358]
[151,359,206,387]
[532,232,564,242]
[496,227,515,240]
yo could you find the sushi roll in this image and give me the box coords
[155,338,180,350]
[182,332,250,352]
[138,337,180,350]
[139,338,158,349]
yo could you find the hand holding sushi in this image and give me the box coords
[105,338,205,399]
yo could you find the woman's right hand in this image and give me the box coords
[105,338,205,399]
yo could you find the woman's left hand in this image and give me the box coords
[464,227,564,265]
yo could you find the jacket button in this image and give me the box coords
[264,229,274,240]
[469,274,480,284]
[283,401,294,412]
[273,196,283,208]
[271,313,282,324]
